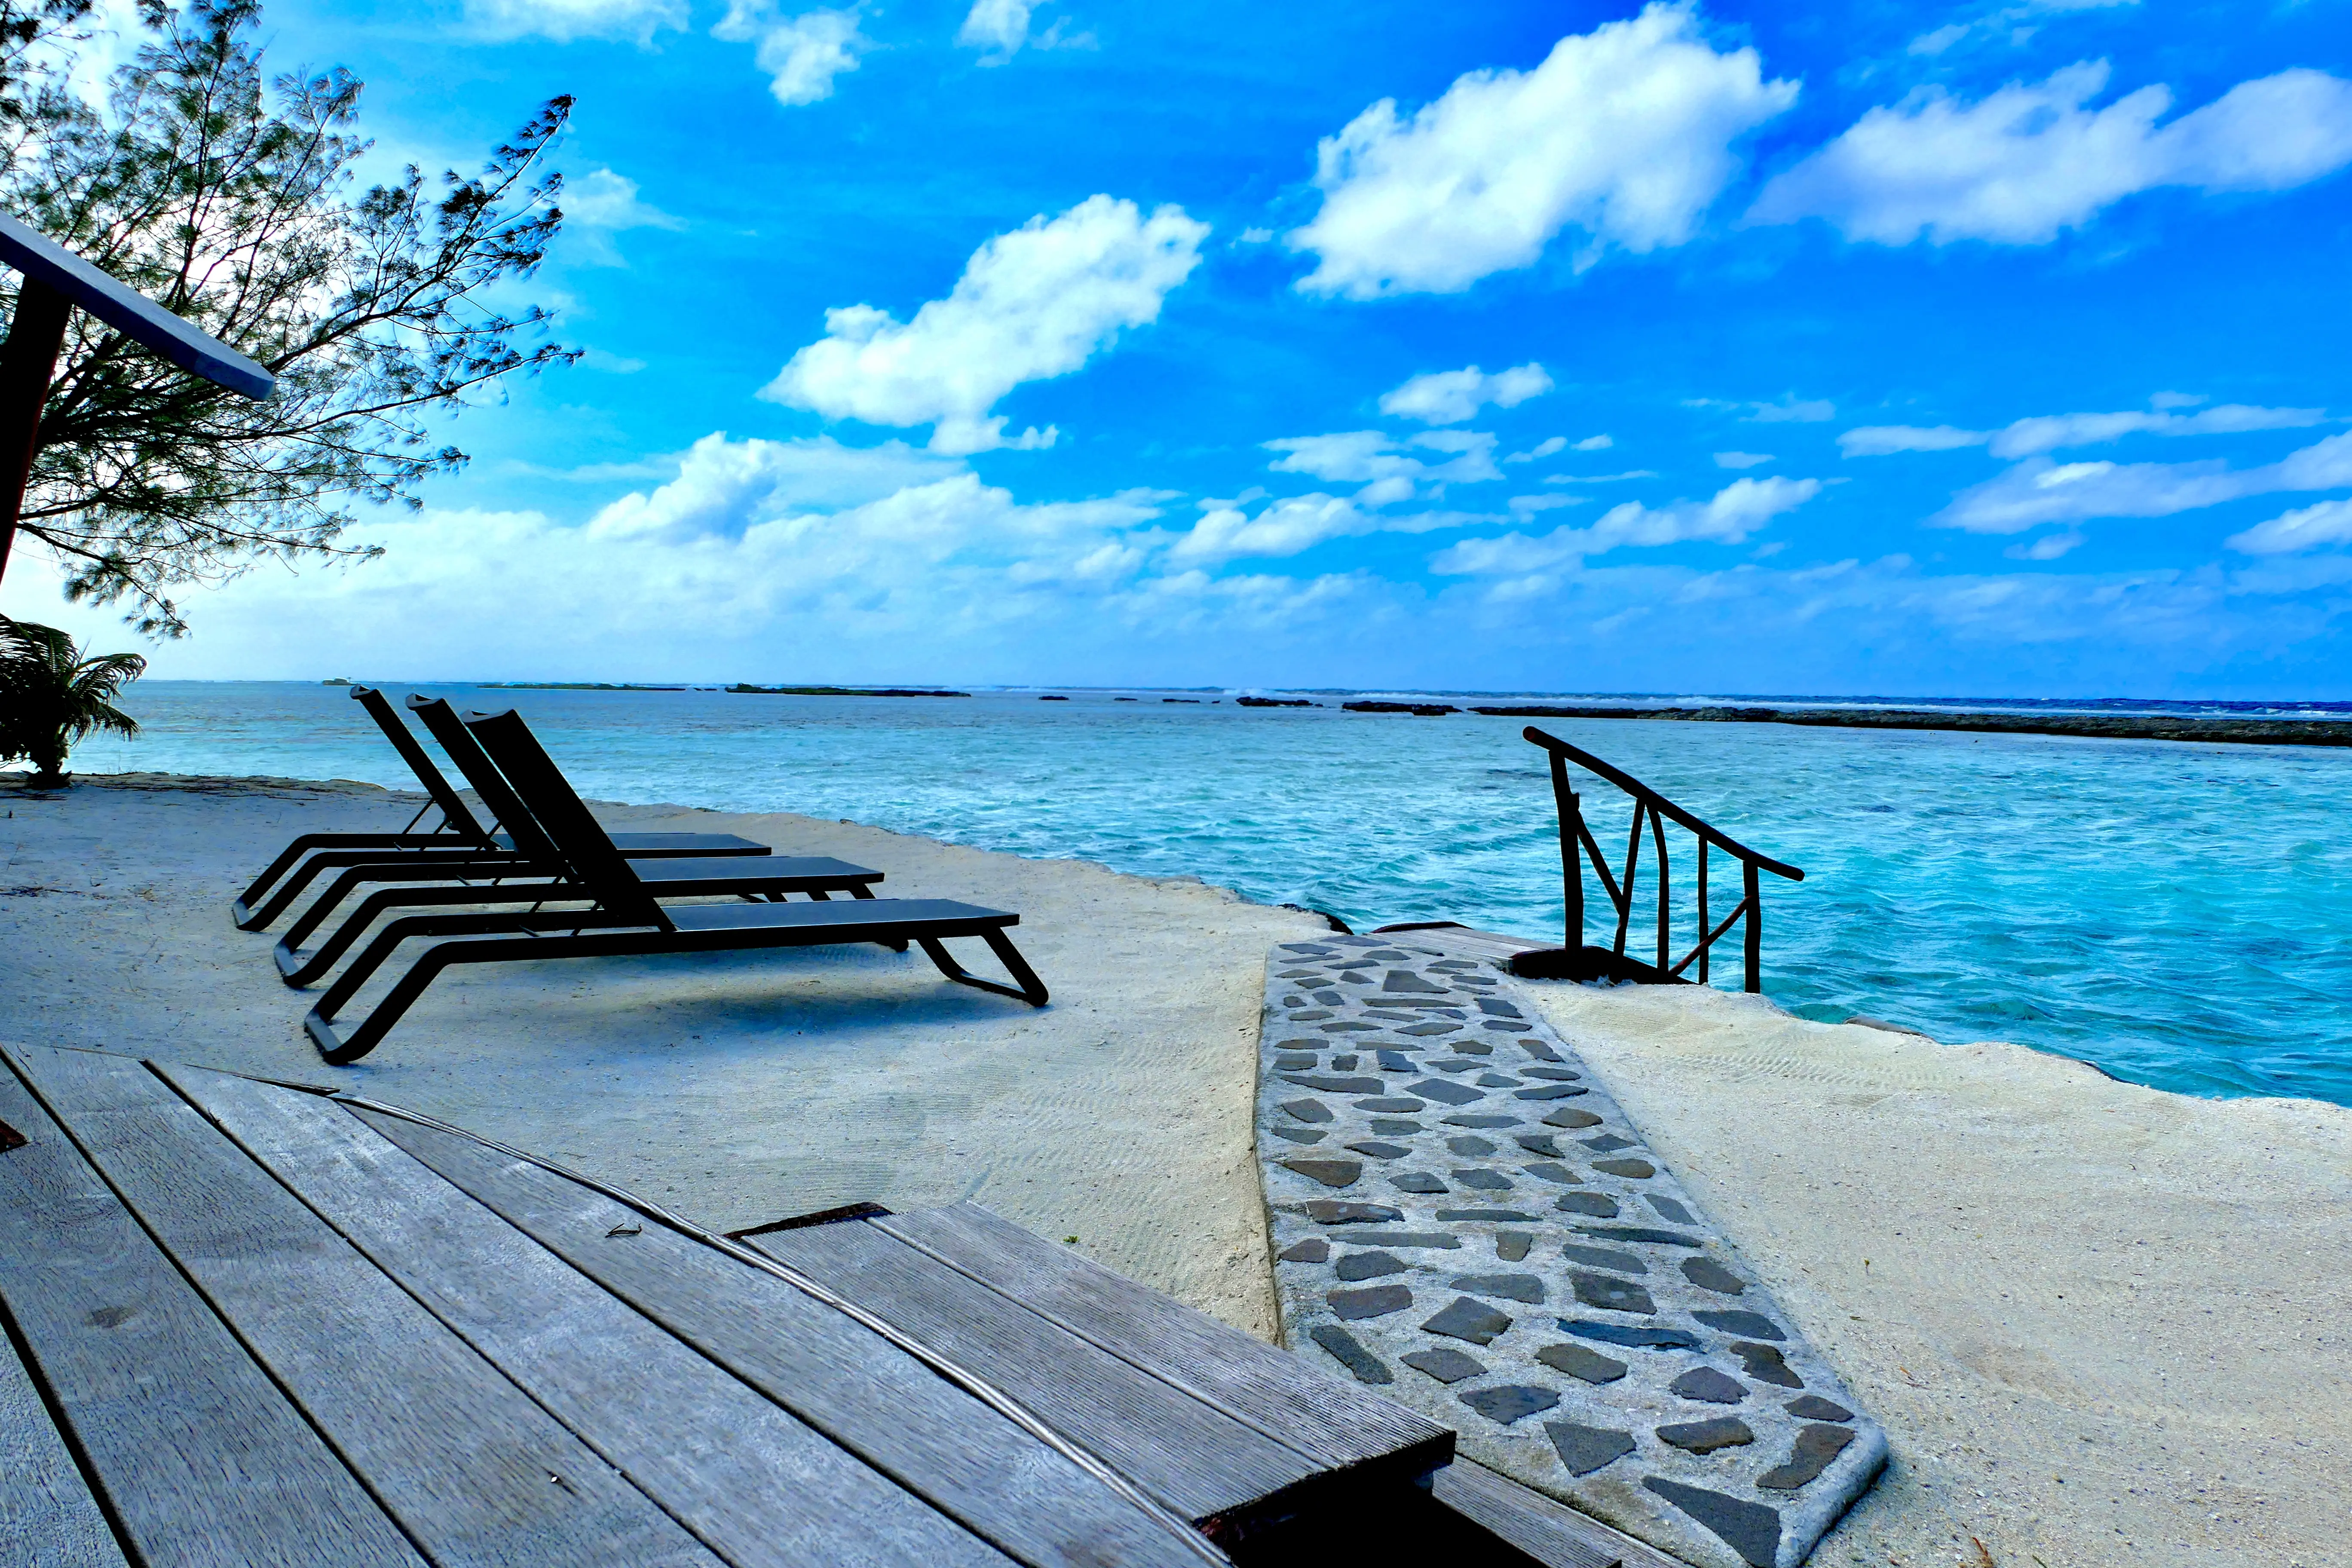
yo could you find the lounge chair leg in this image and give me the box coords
[845,883,909,951]
[915,931,1049,1006]
[306,945,463,1064]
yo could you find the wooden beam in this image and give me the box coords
[0,276,68,588]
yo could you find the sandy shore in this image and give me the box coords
[0,772,1317,1338]
[5,773,2347,1567]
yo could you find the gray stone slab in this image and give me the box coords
[1256,944,1886,1568]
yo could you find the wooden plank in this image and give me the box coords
[876,1204,1449,1472]
[157,1061,1014,1568]
[349,1104,1212,1568]
[0,1316,130,1567]
[751,1219,1325,1528]
[0,1052,422,1568]
[9,1045,720,1568]
[1428,1460,1687,1568]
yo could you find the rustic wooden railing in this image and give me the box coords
[1507,726,1803,993]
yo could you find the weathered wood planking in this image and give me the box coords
[752,1218,1329,1528]
[12,1045,721,1568]
[158,1061,1014,1568]
[875,1204,1449,1473]
[0,1051,423,1568]
[1428,1459,1688,1568]
[0,1312,129,1568]
[351,1105,1208,1568]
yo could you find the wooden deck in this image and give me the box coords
[0,1042,1675,1568]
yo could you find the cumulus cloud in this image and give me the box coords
[1687,394,1834,423]
[1378,363,1554,424]
[2228,499,2352,555]
[763,196,1209,453]
[1262,430,1502,493]
[1288,3,1797,297]
[1507,436,1569,463]
[1751,62,2352,244]
[464,0,685,43]
[1714,450,1772,469]
[1938,429,2352,532]
[586,433,964,542]
[1845,402,2324,458]
[1433,475,1819,573]
[714,2,870,106]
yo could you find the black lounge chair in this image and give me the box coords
[302,708,1048,1063]
[271,695,893,986]
[232,686,768,929]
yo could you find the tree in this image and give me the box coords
[0,0,574,635]
[0,613,143,784]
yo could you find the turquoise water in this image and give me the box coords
[55,680,2352,1108]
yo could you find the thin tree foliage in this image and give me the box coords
[0,0,575,634]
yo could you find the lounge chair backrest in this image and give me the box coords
[403,696,565,867]
[349,686,491,842]
[461,709,670,928]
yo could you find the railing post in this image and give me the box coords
[1697,839,1710,986]
[1743,860,1762,993]
[1551,749,1583,956]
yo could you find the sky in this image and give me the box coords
[11,0,2352,695]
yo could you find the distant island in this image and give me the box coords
[1464,703,2352,748]
[479,682,692,691]
[727,683,971,698]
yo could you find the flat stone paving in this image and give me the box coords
[1256,934,1886,1568]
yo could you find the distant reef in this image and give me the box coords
[1463,703,2352,748]
[727,683,970,698]
[479,682,691,691]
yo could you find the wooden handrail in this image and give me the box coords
[1522,727,1804,882]
[1509,728,1804,994]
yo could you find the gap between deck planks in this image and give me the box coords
[0,1050,425,1568]
[349,1103,1213,1568]
[159,1059,1015,1568]
[12,1043,723,1568]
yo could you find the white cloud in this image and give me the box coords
[586,433,965,542]
[1287,2,1797,298]
[579,348,648,374]
[1378,363,1553,424]
[956,0,1090,59]
[1840,423,1991,456]
[464,0,685,43]
[1688,394,1834,423]
[1751,62,2352,245]
[1714,450,1772,468]
[565,168,686,231]
[714,2,871,106]
[763,196,1209,453]
[2227,499,2352,555]
[1262,430,1501,493]
[1571,434,1614,451]
[1990,403,2325,457]
[1167,492,1490,565]
[1937,429,2352,532]
[1845,402,2329,459]
[2006,530,2086,560]
[1507,436,1568,463]
[560,168,687,265]
[1433,475,1819,573]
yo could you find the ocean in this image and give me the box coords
[55,680,2352,1108]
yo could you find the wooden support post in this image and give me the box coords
[0,276,69,591]
[1697,839,1709,986]
[1743,860,1762,994]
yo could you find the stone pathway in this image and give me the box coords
[1255,934,1885,1568]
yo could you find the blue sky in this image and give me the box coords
[20,0,2352,694]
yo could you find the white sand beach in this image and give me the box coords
[4,774,2346,1567]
